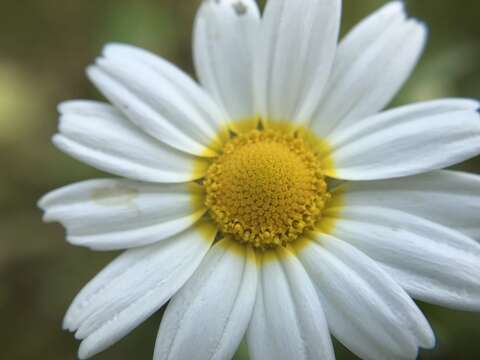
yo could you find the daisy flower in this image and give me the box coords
[39,0,480,359]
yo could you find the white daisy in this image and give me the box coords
[39,0,480,359]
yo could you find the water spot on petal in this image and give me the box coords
[232,1,248,15]
[91,184,139,209]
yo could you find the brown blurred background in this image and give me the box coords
[0,0,479,359]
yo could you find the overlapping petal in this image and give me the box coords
[194,0,260,125]
[64,222,216,359]
[39,179,206,250]
[323,99,480,180]
[254,0,341,124]
[337,170,480,241]
[247,247,334,360]
[311,1,426,137]
[297,236,434,360]
[327,205,480,311]
[154,239,257,360]
[55,101,207,183]
[88,44,227,157]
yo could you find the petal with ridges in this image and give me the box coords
[65,221,216,359]
[337,170,480,241]
[297,236,434,360]
[38,179,206,250]
[254,0,341,124]
[324,99,480,180]
[88,44,228,157]
[103,44,226,133]
[55,100,208,183]
[247,247,334,360]
[194,0,260,125]
[328,206,480,311]
[154,239,257,360]
[311,2,427,137]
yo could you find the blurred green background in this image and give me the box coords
[0,0,479,359]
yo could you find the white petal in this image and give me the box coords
[311,2,427,137]
[64,221,216,359]
[254,0,341,123]
[88,44,228,157]
[338,170,480,241]
[329,205,480,311]
[297,236,435,360]
[326,99,480,180]
[193,0,260,124]
[38,179,206,250]
[247,248,334,360]
[55,100,207,183]
[154,239,257,360]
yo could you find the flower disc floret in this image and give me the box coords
[204,129,330,249]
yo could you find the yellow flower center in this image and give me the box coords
[204,129,330,249]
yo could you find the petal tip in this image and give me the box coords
[40,212,51,224]
[78,342,93,360]
[57,101,70,115]
[37,194,49,210]
[406,17,428,33]
[424,332,437,350]
[102,42,127,55]
[62,317,72,332]
[51,133,64,147]
[383,0,406,17]
[85,64,101,82]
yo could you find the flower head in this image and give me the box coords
[39,0,480,359]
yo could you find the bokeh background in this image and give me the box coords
[1,0,479,359]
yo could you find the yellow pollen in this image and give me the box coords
[204,129,330,249]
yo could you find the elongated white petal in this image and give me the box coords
[154,239,257,360]
[297,236,434,360]
[38,179,206,250]
[326,99,480,180]
[194,0,260,124]
[338,170,480,241]
[88,44,227,157]
[254,0,341,123]
[64,221,216,359]
[55,101,207,183]
[329,206,480,311]
[311,2,426,137]
[247,248,334,360]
